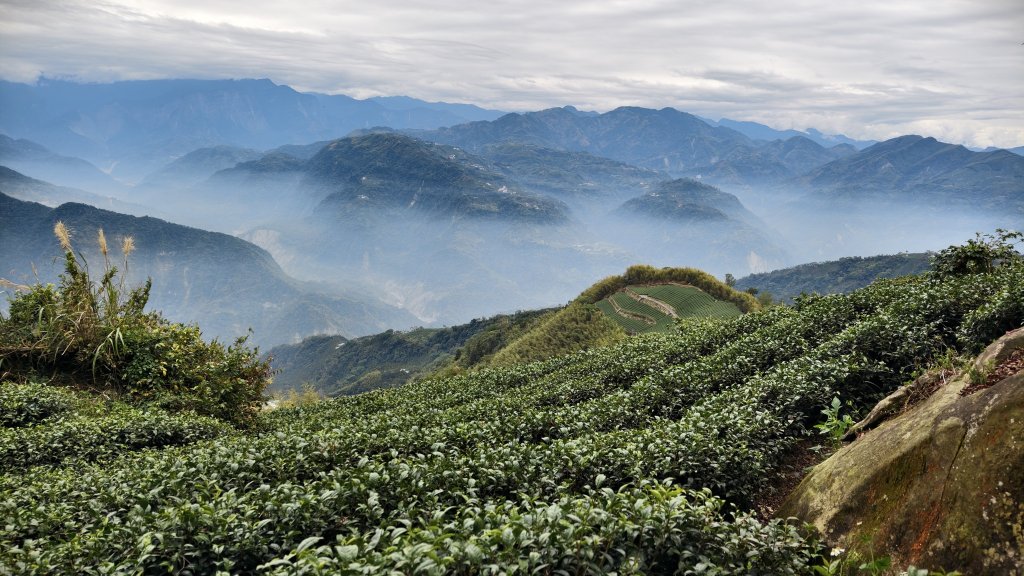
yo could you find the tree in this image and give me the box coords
[932,229,1022,278]
[724,273,736,287]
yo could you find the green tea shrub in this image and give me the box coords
[0,406,231,471]
[1,233,1022,574]
[0,381,76,428]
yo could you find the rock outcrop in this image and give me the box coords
[779,328,1024,574]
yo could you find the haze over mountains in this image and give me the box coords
[1,77,1021,345]
[0,190,416,348]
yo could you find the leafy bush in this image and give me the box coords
[578,264,760,313]
[0,223,271,426]
[0,381,77,428]
[931,229,1022,278]
[0,404,232,471]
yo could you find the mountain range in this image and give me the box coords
[798,135,1024,211]
[420,106,754,175]
[0,78,505,181]
[1,77,1021,334]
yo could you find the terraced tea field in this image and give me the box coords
[632,284,742,319]
[598,284,742,333]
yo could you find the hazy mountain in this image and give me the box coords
[620,179,749,222]
[140,145,263,189]
[0,192,416,348]
[476,143,664,204]
[614,179,787,272]
[693,135,856,186]
[0,135,123,192]
[0,166,145,215]
[305,133,568,224]
[420,106,753,174]
[801,135,1024,211]
[116,131,788,325]
[0,78,505,181]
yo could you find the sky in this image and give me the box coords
[1,0,1022,148]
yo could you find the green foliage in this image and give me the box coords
[0,399,232,471]
[0,381,77,428]
[578,264,760,313]
[0,224,271,426]
[0,235,1021,573]
[932,229,1022,278]
[259,484,818,575]
[815,396,856,448]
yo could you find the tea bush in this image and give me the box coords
[0,381,77,428]
[0,235,1020,573]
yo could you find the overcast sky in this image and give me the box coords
[1,0,1022,147]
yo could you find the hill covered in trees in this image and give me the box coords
[734,253,933,302]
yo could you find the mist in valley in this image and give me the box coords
[3,88,1021,348]
[7,134,1020,344]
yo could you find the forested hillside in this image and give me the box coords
[734,253,933,302]
[268,308,555,396]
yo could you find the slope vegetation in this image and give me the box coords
[735,253,932,303]
[2,239,1021,573]
[268,308,555,397]
[492,265,757,364]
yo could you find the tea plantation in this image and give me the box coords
[597,284,742,334]
[1,233,1022,574]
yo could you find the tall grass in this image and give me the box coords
[0,222,270,426]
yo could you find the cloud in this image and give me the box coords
[0,0,1022,147]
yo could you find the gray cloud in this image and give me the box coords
[1,0,1021,147]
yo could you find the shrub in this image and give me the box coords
[0,223,271,426]
[0,381,77,428]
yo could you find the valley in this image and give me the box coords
[1,76,1022,575]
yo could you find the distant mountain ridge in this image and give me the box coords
[0,78,506,180]
[734,253,933,302]
[705,118,875,149]
[0,134,124,192]
[800,135,1024,211]
[0,165,144,215]
[419,106,753,174]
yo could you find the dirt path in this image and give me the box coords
[625,288,678,318]
[608,295,655,325]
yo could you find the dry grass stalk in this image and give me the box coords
[0,278,31,292]
[54,221,72,252]
[98,229,108,256]
[121,236,135,257]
